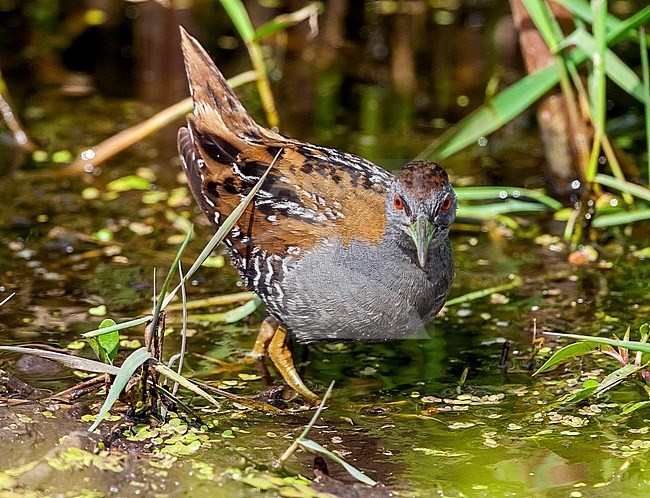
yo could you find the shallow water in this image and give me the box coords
[1,109,649,495]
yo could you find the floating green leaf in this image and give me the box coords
[106,175,150,192]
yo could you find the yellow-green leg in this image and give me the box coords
[249,316,278,359]
[254,320,319,406]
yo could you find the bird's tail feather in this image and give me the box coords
[179,26,261,140]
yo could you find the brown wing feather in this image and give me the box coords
[178,28,392,281]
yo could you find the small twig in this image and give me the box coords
[47,375,106,403]
[0,292,15,307]
[278,380,335,465]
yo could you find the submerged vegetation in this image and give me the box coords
[0,0,649,496]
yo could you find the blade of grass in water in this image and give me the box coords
[88,347,151,432]
[149,227,193,347]
[594,174,650,202]
[543,332,650,354]
[418,7,650,161]
[534,341,600,375]
[592,209,650,227]
[445,276,523,307]
[275,380,377,486]
[186,297,262,323]
[154,363,222,411]
[561,28,645,102]
[457,201,548,219]
[456,186,562,209]
[166,291,256,311]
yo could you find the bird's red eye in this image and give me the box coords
[393,194,404,211]
[441,194,452,211]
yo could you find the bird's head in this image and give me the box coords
[386,160,456,268]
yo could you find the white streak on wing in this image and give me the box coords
[204,196,215,207]
[253,255,262,287]
[265,258,274,285]
[232,162,258,182]
[213,212,220,223]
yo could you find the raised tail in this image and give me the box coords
[179,26,262,140]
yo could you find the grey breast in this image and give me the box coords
[278,238,453,343]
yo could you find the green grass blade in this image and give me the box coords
[253,3,321,41]
[641,26,650,185]
[417,68,557,160]
[457,201,548,219]
[594,363,644,396]
[543,332,650,354]
[0,346,121,375]
[298,438,377,486]
[621,400,650,415]
[150,227,193,341]
[594,174,650,201]
[591,1,607,128]
[445,276,522,307]
[88,347,150,432]
[592,209,650,227]
[82,315,153,339]
[534,341,599,375]
[418,6,650,161]
[219,0,279,127]
[556,0,626,33]
[219,0,255,41]
[456,186,562,209]
[585,0,607,182]
[562,28,645,102]
[521,0,562,51]
[153,363,222,410]
[186,296,262,323]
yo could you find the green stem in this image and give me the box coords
[640,26,650,185]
